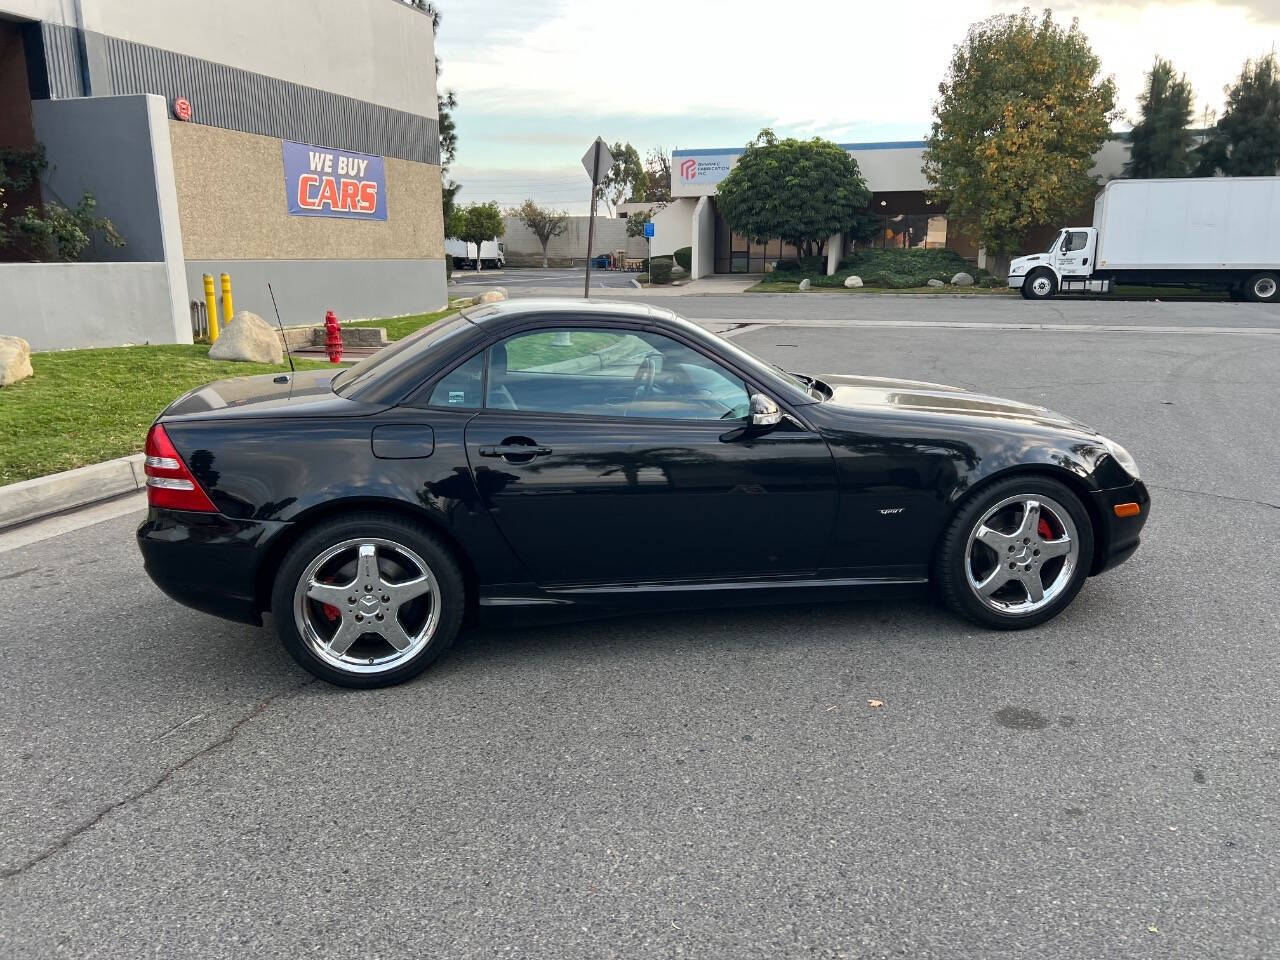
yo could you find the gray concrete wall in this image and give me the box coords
[32,94,182,264]
[183,258,448,324]
[71,0,436,118]
[501,216,649,266]
[1,262,188,350]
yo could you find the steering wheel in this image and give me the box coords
[631,355,658,401]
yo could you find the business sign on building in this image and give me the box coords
[283,140,387,220]
[675,152,736,188]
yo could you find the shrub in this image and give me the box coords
[774,255,826,275]
[979,275,1004,288]
[673,246,692,270]
[836,248,988,288]
[650,258,673,284]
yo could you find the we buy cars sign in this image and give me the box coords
[283,140,387,220]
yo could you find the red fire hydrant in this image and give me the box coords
[324,310,343,363]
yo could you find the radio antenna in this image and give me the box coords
[268,282,295,374]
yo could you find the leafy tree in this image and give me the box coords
[641,148,671,205]
[715,129,871,263]
[455,202,504,271]
[1195,52,1280,176]
[509,199,568,267]
[1126,58,1195,178]
[625,210,651,238]
[923,9,1117,255]
[596,142,645,216]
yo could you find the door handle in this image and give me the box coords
[479,444,552,458]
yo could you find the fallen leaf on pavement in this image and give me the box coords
[868,699,885,708]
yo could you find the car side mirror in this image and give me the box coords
[750,393,782,427]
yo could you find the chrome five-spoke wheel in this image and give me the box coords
[965,495,1078,615]
[293,537,442,676]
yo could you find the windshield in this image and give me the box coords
[696,326,829,402]
[332,314,475,398]
[1047,231,1064,254]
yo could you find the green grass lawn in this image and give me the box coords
[0,307,460,486]
[345,305,461,340]
[0,346,336,485]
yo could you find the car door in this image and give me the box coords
[460,323,838,587]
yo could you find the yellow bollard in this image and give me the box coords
[203,274,219,343]
[220,273,234,328]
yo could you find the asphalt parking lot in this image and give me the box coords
[452,266,638,289]
[3,297,1278,959]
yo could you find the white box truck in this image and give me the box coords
[445,237,505,270]
[1008,177,1280,302]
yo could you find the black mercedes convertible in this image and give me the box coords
[138,299,1149,687]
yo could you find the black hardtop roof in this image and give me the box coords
[460,297,679,330]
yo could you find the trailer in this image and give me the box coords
[1008,177,1280,302]
[445,237,505,270]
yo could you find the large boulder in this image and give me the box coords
[927,278,945,288]
[0,335,33,387]
[844,275,863,288]
[797,278,811,291]
[951,271,975,287]
[476,288,507,304]
[208,311,284,364]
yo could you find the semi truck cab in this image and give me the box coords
[1008,228,1112,299]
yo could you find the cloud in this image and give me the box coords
[433,0,1279,207]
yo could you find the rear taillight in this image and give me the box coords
[144,423,217,513]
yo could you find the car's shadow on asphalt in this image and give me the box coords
[195,581,1104,694]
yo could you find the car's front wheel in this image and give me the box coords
[936,476,1094,630]
[271,514,465,688]
[1022,269,1057,300]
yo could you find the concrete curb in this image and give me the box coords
[0,454,146,530]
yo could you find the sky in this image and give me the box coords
[433,0,1280,214]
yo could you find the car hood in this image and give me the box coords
[819,374,1098,433]
[160,368,385,421]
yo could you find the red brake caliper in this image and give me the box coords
[319,579,341,622]
[1038,517,1054,540]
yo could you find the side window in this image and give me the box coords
[1063,231,1088,252]
[427,351,484,408]
[487,327,750,421]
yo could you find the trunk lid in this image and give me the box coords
[159,369,385,421]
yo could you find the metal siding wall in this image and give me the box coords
[39,24,438,164]
[40,23,84,98]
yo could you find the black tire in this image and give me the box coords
[1022,268,1058,301]
[935,475,1094,630]
[271,512,465,688]
[1244,271,1279,303]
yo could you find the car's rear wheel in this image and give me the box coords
[271,514,465,688]
[935,476,1094,630]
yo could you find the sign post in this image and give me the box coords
[643,219,654,280]
[581,137,614,298]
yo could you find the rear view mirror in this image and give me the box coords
[750,393,782,427]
